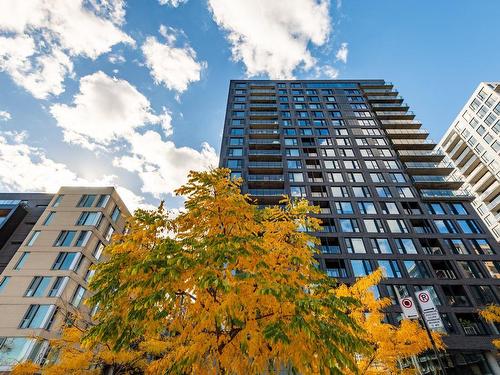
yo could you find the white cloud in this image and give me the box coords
[335,42,348,63]
[113,130,218,198]
[314,65,339,79]
[108,53,126,64]
[208,0,331,78]
[158,0,189,7]
[0,130,150,212]
[142,26,205,93]
[50,71,172,149]
[0,0,133,99]
[0,110,11,121]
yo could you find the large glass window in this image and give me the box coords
[351,260,373,277]
[378,260,402,278]
[339,219,360,233]
[387,219,409,233]
[470,239,494,255]
[54,231,77,247]
[395,238,417,254]
[51,252,80,271]
[14,252,29,270]
[76,212,102,226]
[364,219,385,233]
[43,212,55,226]
[26,231,40,247]
[77,194,96,208]
[448,203,467,215]
[345,238,366,253]
[371,238,392,254]
[358,201,376,214]
[71,286,86,307]
[19,305,57,329]
[404,260,430,278]
[457,220,483,234]
[48,277,68,297]
[335,202,353,214]
[428,203,445,215]
[434,220,458,234]
[446,239,469,254]
[24,276,52,297]
[75,231,91,247]
[96,194,110,208]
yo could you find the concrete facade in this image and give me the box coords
[437,82,500,241]
[0,187,130,370]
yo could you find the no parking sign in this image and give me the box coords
[399,296,419,319]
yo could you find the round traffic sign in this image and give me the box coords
[418,292,430,303]
[401,298,413,308]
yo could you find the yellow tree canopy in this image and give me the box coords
[480,304,500,349]
[336,269,444,374]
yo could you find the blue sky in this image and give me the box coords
[0,0,498,211]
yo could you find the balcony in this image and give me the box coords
[248,129,280,136]
[385,129,429,139]
[412,175,463,189]
[249,103,278,109]
[362,88,399,96]
[359,82,393,89]
[379,119,422,129]
[248,149,282,160]
[248,162,283,173]
[420,189,474,201]
[370,102,409,111]
[375,111,415,120]
[247,175,284,189]
[391,139,436,150]
[366,95,404,103]
[404,161,454,175]
[487,195,500,212]
[249,95,276,102]
[247,175,284,182]
[249,89,276,94]
[398,150,445,162]
[249,120,279,129]
[320,245,341,254]
[248,139,281,146]
[249,111,278,118]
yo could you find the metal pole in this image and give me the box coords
[415,302,447,375]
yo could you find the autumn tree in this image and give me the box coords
[336,269,444,374]
[16,168,368,374]
[480,304,500,349]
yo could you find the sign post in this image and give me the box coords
[414,290,447,375]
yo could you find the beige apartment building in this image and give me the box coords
[0,187,130,370]
[437,82,500,241]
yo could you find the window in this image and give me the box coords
[52,195,63,207]
[387,219,409,233]
[24,276,52,297]
[434,220,458,234]
[54,231,77,247]
[111,206,121,222]
[389,173,406,183]
[457,261,485,278]
[229,138,243,146]
[93,242,105,260]
[105,225,115,241]
[347,173,364,182]
[76,212,102,226]
[361,149,374,157]
[371,238,392,254]
[364,219,385,233]
[0,276,10,294]
[77,194,96,208]
[404,260,430,278]
[85,269,96,283]
[345,238,366,253]
[396,187,414,198]
[51,252,81,271]
[343,160,359,169]
[228,148,243,156]
[358,201,376,214]
[428,203,445,215]
[447,239,469,254]
[14,252,29,270]
[285,149,299,157]
[470,239,494,255]
[339,219,360,233]
[370,173,384,182]
[448,203,467,215]
[378,260,402,278]
[96,194,110,208]
[331,186,349,198]
[395,239,417,254]
[353,186,371,198]
[19,305,57,329]
[376,187,392,198]
[290,186,307,198]
[287,160,301,169]
[230,172,241,180]
[227,160,242,169]
[380,202,399,215]
[339,148,354,157]
[75,231,91,247]
[365,160,378,169]
[386,285,410,304]
[483,261,500,279]
[71,286,86,307]
[351,260,373,277]
[329,173,344,182]
[383,160,399,169]
[457,219,483,234]
[26,231,40,247]
[43,212,55,226]
[470,285,497,305]
[48,277,67,297]
[335,202,353,214]
[288,173,304,182]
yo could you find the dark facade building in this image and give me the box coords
[0,193,54,273]
[219,80,500,374]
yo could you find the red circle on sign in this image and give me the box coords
[418,293,429,303]
[402,298,412,308]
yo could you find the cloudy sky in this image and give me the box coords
[0,0,499,211]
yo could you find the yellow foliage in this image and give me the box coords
[480,304,500,349]
[336,269,444,374]
[11,361,40,375]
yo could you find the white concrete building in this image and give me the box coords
[437,82,500,241]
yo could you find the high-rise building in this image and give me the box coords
[0,194,54,273]
[219,80,500,374]
[437,82,500,241]
[0,187,130,370]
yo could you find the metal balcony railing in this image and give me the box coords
[248,150,282,156]
[248,189,284,196]
[248,162,283,168]
[420,190,473,199]
[247,175,284,182]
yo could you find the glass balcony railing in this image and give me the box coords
[370,102,409,108]
[420,190,473,199]
[412,176,451,183]
[249,96,276,101]
[366,95,403,101]
[319,245,341,254]
[248,150,282,156]
[250,89,276,94]
[398,150,445,157]
[248,189,284,196]
[248,129,280,135]
[249,120,279,125]
[248,139,281,145]
[363,88,398,94]
[392,139,436,145]
[376,111,415,116]
[380,119,422,125]
[248,162,283,168]
[249,111,278,116]
[385,129,428,136]
[247,175,284,182]
[405,162,454,169]
[249,103,278,108]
